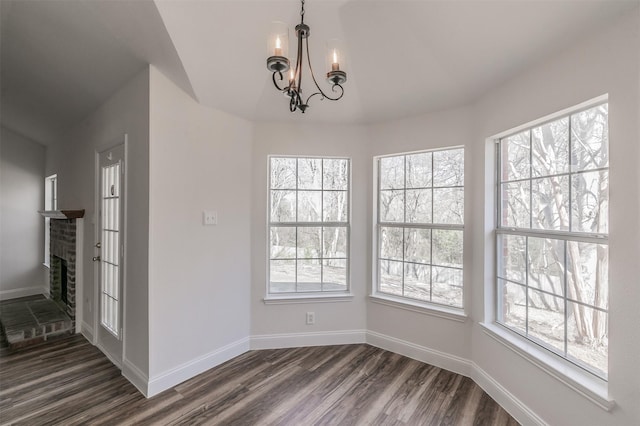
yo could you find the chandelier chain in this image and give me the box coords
[300,0,305,20]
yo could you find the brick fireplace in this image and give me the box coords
[41,209,85,332]
[50,219,77,322]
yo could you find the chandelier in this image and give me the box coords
[266,0,347,113]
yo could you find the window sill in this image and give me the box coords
[264,293,354,305]
[369,294,467,323]
[479,322,614,411]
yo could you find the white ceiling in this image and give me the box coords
[2,0,638,145]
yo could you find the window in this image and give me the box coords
[374,148,464,309]
[44,174,57,266]
[496,103,609,378]
[268,157,350,295]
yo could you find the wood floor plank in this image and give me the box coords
[0,335,519,425]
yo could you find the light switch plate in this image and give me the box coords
[203,210,217,225]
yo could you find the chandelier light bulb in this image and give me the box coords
[275,36,282,56]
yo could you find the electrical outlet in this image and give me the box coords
[306,311,315,325]
[203,210,218,225]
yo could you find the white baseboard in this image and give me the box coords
[472,363,548,426]
[250,329,367,350]
[123,358,149,397]
[82,326,543,426]
[0,287,45,301]
[147,337,250,397]
[80,321,94,343]
[365,330,472,377]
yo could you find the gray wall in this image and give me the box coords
[0,127,46,299]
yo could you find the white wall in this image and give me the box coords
[250,123,369,342]
[0,127,46,299]
[470,10,640,426]
[366,107,475,362]
[360,9,639,426]
[147,67,252,393]
[46,67,150,381]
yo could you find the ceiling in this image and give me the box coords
[2,0,638,146]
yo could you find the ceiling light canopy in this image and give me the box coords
[266,0,347,114]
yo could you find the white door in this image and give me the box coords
[95,143,125,366]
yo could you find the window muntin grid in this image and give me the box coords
[376,148,464,309]
[496,102,609,379]
[268,157,350,294]
[100,162,121,338]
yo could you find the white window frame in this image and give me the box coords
[265,155,352,303]
[482,95,614,411]
[44,174,57,267]
[371,147,465,318]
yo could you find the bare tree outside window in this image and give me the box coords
[376,148,464,308]
[269,157,350,294]
[497,103,609,378]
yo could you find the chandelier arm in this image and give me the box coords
[303,36,343,102]
[295,27,304,95]
[271,71,288,92]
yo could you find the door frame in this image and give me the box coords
[93,134,128,368]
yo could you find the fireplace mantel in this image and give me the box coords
[39,209,85,219]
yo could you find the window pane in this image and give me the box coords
[433,148,464,187]
[380,190,404,222]
[323,259,347,290]
[532,176,569,231]
[405,228,430,264]
[571,104,608,171]
[432,229,463,268]
[567,302,607,375]
[433,188,463,224]
[379,260,403,296]
[499,279,526,333]
[270,227,296,259]
[298,158,322,189]
[501,182,530,228]
[528,289,565,353]
[380,227,404,261]
[532,118,569,178]
[297,191,321,222]
[432,266,463,307]
[501,131,530,182]
[528,238,565,297]
[297,259,322,284]
[406,189,432,223]
[323,159,349,190]
[566,242,608,309]
[271,157,297,189]
[571,170,608,234]
[297,227,322,259]
[323,191,348,222]
[271,190,296,222]
[497,234,526,284]
[380,156,404,189]
[404,263,430,301]
[323,227,347,259]
[406,152,432,188]
[270,260,296,293]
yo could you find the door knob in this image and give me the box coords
[95,242,101,248]
[93,256,101,262]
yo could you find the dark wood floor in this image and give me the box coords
[0,335,518,425]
